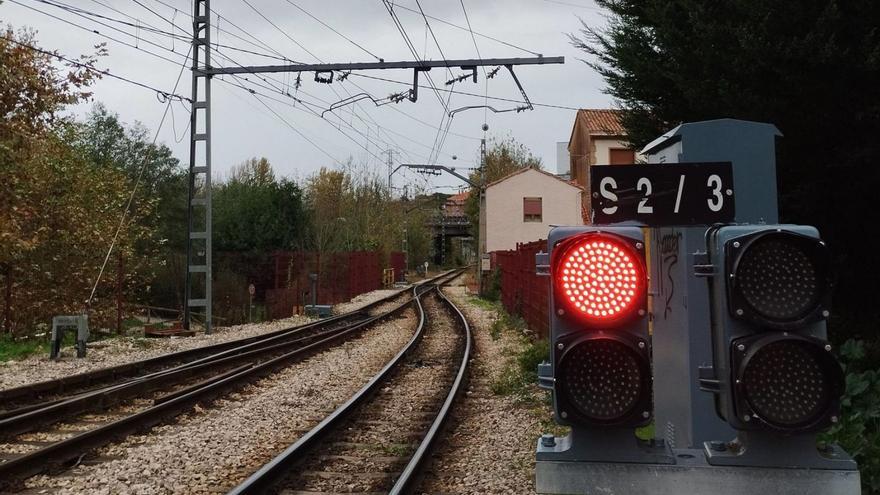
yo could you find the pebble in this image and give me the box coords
[22,308,419,494]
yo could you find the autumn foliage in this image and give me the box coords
[0,30,151,334]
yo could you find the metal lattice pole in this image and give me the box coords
[184,0,213,333]
[477,136,486,295]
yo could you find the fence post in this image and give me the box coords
[116,254,124,335]
[2,263,11,335]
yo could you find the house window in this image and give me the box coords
[609,148,636,164]
[523,197,542,222]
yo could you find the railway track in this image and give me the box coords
[228,279,472,494]
[0,270,465,490]
[0,272,452,411]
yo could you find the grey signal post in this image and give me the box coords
[645,119,782,449]
[182,0,564,332]
[535,119,860,494]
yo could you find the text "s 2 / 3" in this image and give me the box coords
[590,162,735,226]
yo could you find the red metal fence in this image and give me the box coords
[266,250,401,319]
[493,239,550,338]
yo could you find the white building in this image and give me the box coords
[483,167,583,253]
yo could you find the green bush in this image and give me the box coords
[517,338,549,381]
[0,335,46,362]
[490,337,548,402]
[821,339,880,494]
[482,267,502,302]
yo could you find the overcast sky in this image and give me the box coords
[2,0,612,192]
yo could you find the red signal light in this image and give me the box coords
[553,233,645,324]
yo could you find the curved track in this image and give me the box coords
[0,270,464,489]
[228,278,472,495]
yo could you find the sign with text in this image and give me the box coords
[590,162,735,226]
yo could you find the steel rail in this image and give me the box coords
[0,271,464,486]
[0,270,455,407]
[0,288,422,486]
[0,312,362,421]
[1,278,460,436]
[226,282,432,494]
[388,286,472,494]
[0,315,371,438]
[228,275,470,494]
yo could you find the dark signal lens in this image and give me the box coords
[558,339,645,423]
[733,233,829,324]
[739,339,842,430]
[555,235,644,324]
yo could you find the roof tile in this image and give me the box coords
[576,109,626,135]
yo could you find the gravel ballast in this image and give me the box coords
[0,286,415,392]
[418,280,546,494]
[0,316,313,391]
[19,309,420,494]
[333,288,401,315]
[286,295,463,493]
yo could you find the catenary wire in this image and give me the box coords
[0,35,191,102]
[87,43,193,309]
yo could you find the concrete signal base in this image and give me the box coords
[536,446,861,495]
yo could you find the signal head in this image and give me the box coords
[552,232,646,327]
[732,333,844,432]
[556,334,652,426]
[727,230,832,329]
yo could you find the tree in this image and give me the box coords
[464,136,543,229]
[0,29,151,334]
[72,104,188,309]
[1,29,100,268]
[75,104,185,246]
[229,157,275,187]
[303,167,351,254]
[302,162,426,265]
[572,1,880,338]
[213,157,305,253]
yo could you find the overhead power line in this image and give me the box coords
[10,0,191,66]
[281,0,383,62]
[349,72,580,111]
[381,0,449,112]
[239,0,322,63]
[459,0,490,124]
[391,3,542,57]
[235,0,418,161]
[25,0,438,164]
[412,0,456,165]
[141,0,304,61]
[1,35,191,102]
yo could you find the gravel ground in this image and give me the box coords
[333,288,402,316]
[17,309,420,495]
[418,280,545,495]
[0,316,313,391]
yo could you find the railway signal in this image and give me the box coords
[537,226,670,464]
[550,226,650,427]
[537,120,859,495]
[699,225,849,466]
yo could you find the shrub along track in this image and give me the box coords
[0,270,464,490]
[227,282,472,495]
